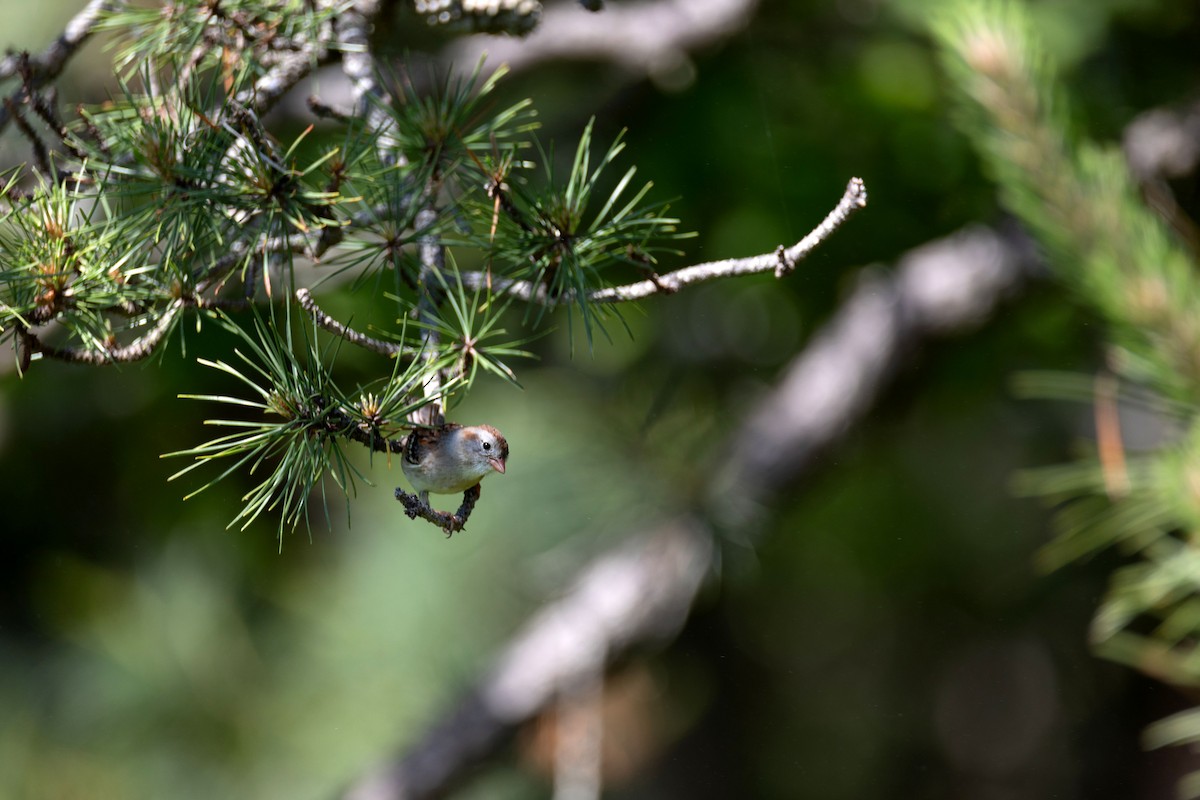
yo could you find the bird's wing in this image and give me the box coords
[404,423,462,465]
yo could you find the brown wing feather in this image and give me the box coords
[404,423,462,466]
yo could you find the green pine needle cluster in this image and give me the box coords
[934,0,1200,785]
[94,0,342,77]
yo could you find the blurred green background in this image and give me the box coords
[3,0,1199,798]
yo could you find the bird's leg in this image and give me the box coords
[447,484,482,535]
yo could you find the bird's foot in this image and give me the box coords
[395,483,482,537]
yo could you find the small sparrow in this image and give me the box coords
[402,423,509,506]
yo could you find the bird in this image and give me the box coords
[401,422,509,507]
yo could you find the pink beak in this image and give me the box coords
[489,458,506,474]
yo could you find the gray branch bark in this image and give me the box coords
[458,177,868,305]
[448,0,759,84]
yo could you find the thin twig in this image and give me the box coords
[14,292,255,369]
[459,177,868,305]
[295,287,414,356]
[321,404,408,454]
[3,96,54,180]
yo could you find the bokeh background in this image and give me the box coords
[3,0,1199,798]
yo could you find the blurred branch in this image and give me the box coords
[336,0,383,109]
[716,223,1039,518]
[344,519,714,800]
[240,46,328,115]
[1122,99,1200,250]
[335,0,400,164]
[0,0,114,135]
[1123,99,1200,183]
[459,177,868,305]
[448,0,759,82]
[339,220,1039,800]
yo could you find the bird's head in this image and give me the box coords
[462,424,509,476]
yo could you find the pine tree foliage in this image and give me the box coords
[934,0,1200,786]
[0,0,864,539]
[0,1,694,536]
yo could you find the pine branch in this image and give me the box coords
[1,1,864,538]
[933,5,1200,788]
[459,177,867,305]
[935,2,1200,399]
[17,298,184,366]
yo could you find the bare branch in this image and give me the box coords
[415,0,543,36]
[295,287,413,357]
[343,519,714,800]
[3,95,54,179]
[339,221,1038,800]
[460,177,867,305]
[336,0,400,165]
[239,49,327,115]
[18,299,184,366]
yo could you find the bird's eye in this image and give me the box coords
[482,441,492,451]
